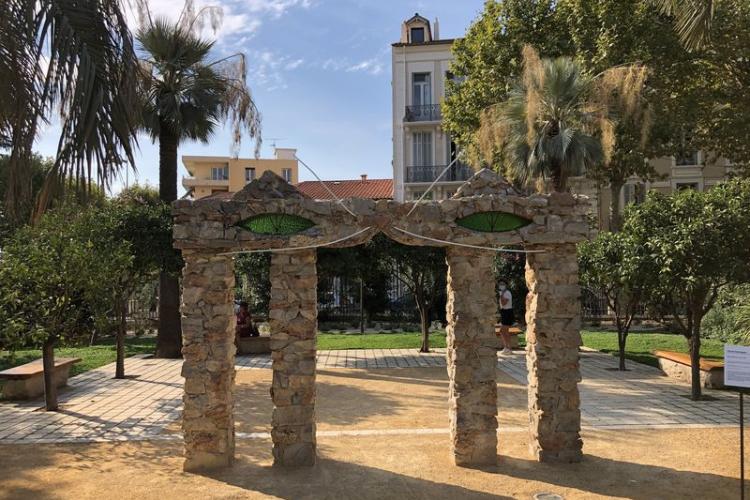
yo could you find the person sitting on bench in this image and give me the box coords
[236,301,259,338]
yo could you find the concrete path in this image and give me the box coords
[0,349,740,444]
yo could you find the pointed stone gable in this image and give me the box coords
[452,168,518,198]
[232,170,308,201]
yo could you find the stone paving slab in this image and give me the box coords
[0,349,743,445]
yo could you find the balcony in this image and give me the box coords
[181,176,230,189]
[405,163,474,183]
[404,104,441,123]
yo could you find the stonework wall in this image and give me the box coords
[181,251,236,471]
[525,244,583,463]
[269,250,318,466]
[445,248,498,466]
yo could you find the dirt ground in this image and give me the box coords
[0,367,744,499]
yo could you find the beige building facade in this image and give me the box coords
[391,14,473,202]
[391,13,734,227]
[182,148,299,199]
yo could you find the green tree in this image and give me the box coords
[0,206,128,409]
[1,0,139,221]
[579,231,650,370]
[654,0,714,50]
[0,154,53,242]
[374,236,446,352]
[443,0,569,167]
[624,179,750,399]
[478,47,653,192]
[235,253,271,316]
[136,5,261,358]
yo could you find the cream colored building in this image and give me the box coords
[391,13,734,225]
[582,152,734,230]
[391,14,473,202]
[182,148,299,199]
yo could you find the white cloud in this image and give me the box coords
[346,57,383,75]
[243,0,312,18]
[247,49,306,91]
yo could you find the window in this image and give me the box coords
[676,151,699,166]
[412,132,433,166]
[676,182,699,191]
[623,183,646,206]
[210,166,228,180]
[410,27,424,43]
[245,168,256,183]
[412,73,431,106]
[282,168,292,182]
[411,191,432,201]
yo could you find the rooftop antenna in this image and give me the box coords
[266,137,286,149]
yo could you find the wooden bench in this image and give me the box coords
[653,350,725,389]
[494,325,523,348]
[237,335,271,355]
[0,357,81,400]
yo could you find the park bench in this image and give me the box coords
[653,350,724,389]
[0,357,81,400]
[494,325,523,348]
[237,335,271,355]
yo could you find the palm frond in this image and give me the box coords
[653,0,714,50]
[1,0,140,222]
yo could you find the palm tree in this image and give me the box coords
[1,0,139,222]
[654,0,714,50]
[137,6,261,358]
[478,47,604,192]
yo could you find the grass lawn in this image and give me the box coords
[0,330,729,377]
[581,330,726,368]
[0,336,157,377]
[317,331,447,350]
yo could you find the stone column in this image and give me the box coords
[525,244,583,463]
[269,250,317,466]
[445,247,498,466]
[181,251,236,471]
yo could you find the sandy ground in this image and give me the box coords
[0,367,744,499]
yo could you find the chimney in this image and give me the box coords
[434,17,440,40]
[361,174,368,182]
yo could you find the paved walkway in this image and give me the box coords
[0,349,741,444]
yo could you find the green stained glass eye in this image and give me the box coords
[456,211,531,233]
[237,214,315,235]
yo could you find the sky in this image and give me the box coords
[32,0,486,195]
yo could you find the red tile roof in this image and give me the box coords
[296,178,393,200]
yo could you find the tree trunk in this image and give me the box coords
[359,277,365,335]
[156,126,182,358]
[610,182,624,232]
[42,337,58,411]
[689,324,702,401]
[617,332,627,371]
[550,161,565,192]
[115,297,126,379]
[418,306,430,353]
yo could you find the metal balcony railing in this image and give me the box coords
[405,163,474,183]
[404,104,441,122]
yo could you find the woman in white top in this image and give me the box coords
[498,280,514,355]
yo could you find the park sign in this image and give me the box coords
[725,345,750,389]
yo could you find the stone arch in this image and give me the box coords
[174,169,590,471]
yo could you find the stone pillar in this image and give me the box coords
[445,247,498,466]
[181,251,236,471]
[269,250,317,466]
[525,244,583,463]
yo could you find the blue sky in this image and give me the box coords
[33,0,485,194]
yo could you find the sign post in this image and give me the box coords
[725,345,750,500]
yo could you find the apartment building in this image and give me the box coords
[391,14,473,202]
[182,148,299,199]
[391,13,733,226]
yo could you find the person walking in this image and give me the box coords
[497,280,514,355]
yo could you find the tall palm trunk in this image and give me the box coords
[156,126,182,358]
